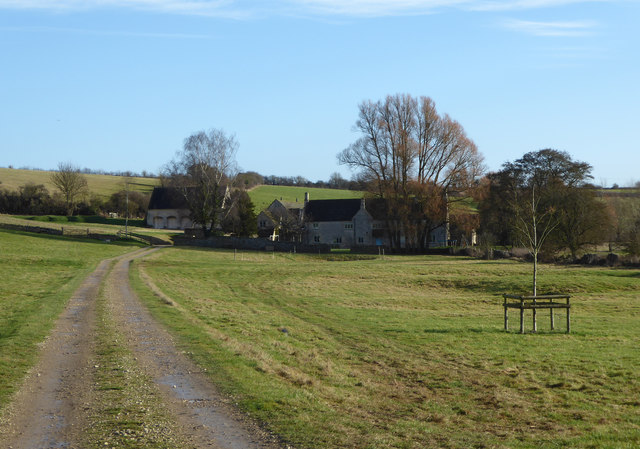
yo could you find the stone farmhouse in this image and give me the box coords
[258,193,448,249]
[256,198,305,241]
[146,187,193,230]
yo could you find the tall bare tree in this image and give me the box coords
[163,129,238,237]
[338,94,484,250]
[50,162,88,216]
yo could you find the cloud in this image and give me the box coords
[0,0,615,18]
[288,0,467,17]
[469,0,604,12]
[503,19,597,36]
[0,0,255,19]
[0,24,215,39]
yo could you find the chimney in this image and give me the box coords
[360,197,366,210]
[304,192,309,204]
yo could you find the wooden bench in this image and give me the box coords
[503,294,571,334]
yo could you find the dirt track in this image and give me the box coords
[0,247,287,449]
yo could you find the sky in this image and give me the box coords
[1,0,638,187]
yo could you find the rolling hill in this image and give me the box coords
[0,167,158,198]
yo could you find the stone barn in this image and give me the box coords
[146,187,193,230]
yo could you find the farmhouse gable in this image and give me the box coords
[146,187,193,230]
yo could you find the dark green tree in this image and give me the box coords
[222,191,257,237]
[480,149,597,294]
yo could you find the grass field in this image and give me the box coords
[0,229,144,409]
[248,185,363,212]
[0,167,158,198]
[0,214,179,244]
[132,248,640,448]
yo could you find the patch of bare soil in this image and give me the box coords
[1,247,290,449]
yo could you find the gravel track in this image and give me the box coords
[1,247,288,449]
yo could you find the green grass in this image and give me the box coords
[248,185,363,212]
[16,214,147,228]
[0,229,143,410]
[0,167,158,198]
[0,214,178,244]
[132,248,640,448]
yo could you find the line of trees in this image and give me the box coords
[0,163,149,218]
[0,182,149,218]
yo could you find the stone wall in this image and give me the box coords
[173,235,330,253]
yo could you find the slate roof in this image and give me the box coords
[304,199,363,222]
[147,187,189,210]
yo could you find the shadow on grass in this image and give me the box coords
[0,228,145,247]
[18,215,146,227]
[422,327,505,335]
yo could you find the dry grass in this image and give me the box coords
[132,248,640,448]
[0,167,158,198]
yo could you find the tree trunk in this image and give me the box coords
[533,250,537,296]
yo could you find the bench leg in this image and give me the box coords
[550,308,555,331]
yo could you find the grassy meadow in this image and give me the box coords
[132,248,640,448]
[0,167,158,198]
[0,229,144,409]
[249,185,363,212]
[0,214,178,244]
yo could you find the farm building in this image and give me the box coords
[257,192,448,249]
[146,187,193,230]
[257,199,305,241]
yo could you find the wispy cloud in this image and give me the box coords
[469,0,605,12]
[0,0,255,19]
[0,0,615,18]
[503,19,597,36]
[0,24,215,39]
[289,0,466,17]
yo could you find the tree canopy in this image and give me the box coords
[163,129,238,237]
[50,162,88,216]
[338,93,484,250]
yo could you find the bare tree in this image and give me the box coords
[338,94,484,250]
[163,129,238,237]
[50,162,88,216]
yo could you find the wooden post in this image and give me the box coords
[504,295,508,331]
[532,297,537,332]
[566,297,571,333]
[519,298,524,334]
[550,300,555,330]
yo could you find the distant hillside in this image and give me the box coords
[248,185,363,212]
[0,168,159,198]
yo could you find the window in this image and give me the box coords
[314,236,320,243]
[313,223,319,229]
[358,237,364,244]
[335,237,342,244]
[344,223,353,229]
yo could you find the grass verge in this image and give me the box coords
[0,229,143,411]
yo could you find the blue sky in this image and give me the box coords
[1,0,638,186]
